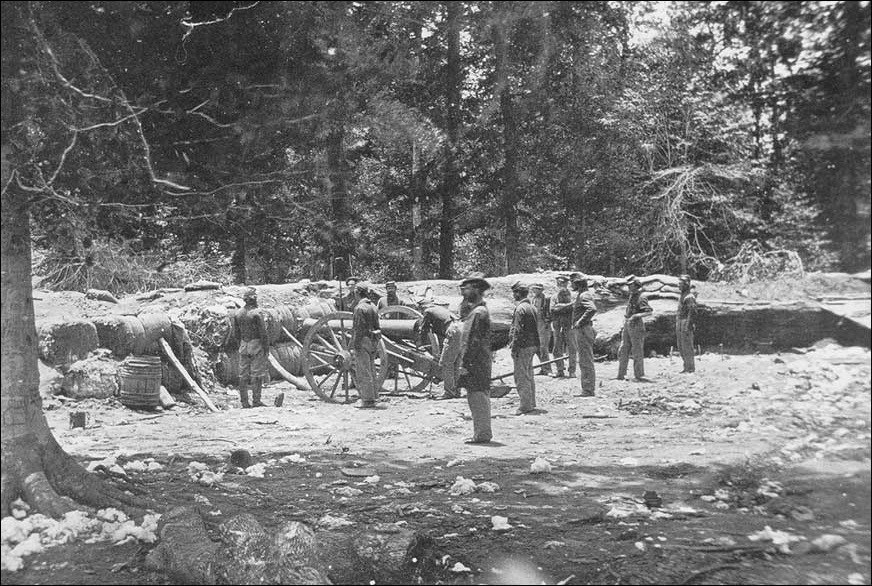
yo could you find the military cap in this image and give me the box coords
[510,280,529,292]
[242,287,257,300]
[626,275,640,286]
[355,281,372,293]
[569,272,586,283]
[345,276,360,286]
[459,275,491,291]
[530,283,544,290]
[385,281,397,288]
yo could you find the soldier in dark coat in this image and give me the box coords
[676,274,697,373]
[617,275,653,381]
[571,273,598,396]
[352,283,382,408]
[510,281,540,415]
[457,276,493,444]
[227,287,270,408]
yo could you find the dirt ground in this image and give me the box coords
[4,338,871,585]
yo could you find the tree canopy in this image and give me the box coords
[3,0,870,290]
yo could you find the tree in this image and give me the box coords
[1,1,151,516]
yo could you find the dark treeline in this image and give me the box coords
[2,1,870,289]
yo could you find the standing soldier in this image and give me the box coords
[510,281,540,415]
[676,274,697,373]
[377,281,404,317]
[529,283,552,376]
[414,299,462,400]
[457,276,493,444]
[550,274,576,378]
[352,283,382,408]
[227,287,270,408]
[617,275,653,381]
[339,276,363,312]
[570,273,597,397]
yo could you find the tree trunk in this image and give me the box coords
[439,1,461,279]
[232,228,247,285]
[327,124,353,273]
[493,7,520,275]
[411,140,423,278]
[1,183,145,517]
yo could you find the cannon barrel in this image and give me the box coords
[299,318,418,341]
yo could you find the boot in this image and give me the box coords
[238,389,251,409]
[251,384,266,407]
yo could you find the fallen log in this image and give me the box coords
[159,337,219,412]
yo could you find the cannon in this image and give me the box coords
[265,303,510,404]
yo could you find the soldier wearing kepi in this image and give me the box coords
[676,274,697,373]
[550,274,576,378]
[510,281,540,415]
[529,283,552,375]
[227,287,270,408]
[457,275,493,444]
[570,273,597,397]
[351,283,382,408]
[617,275,653,381]
[415,299,462,400]
[339,276,364,312]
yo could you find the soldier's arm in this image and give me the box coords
[222,312,238,351]
[573,296,597,328]
[257,313,271,352]
[633,294,654,320]
[550,295,571,315]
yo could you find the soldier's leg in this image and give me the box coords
[578,325,596,395]
[238,353,251,408]
[355,347,376,405]
[617,325,632,379]
[537,323,551,374]
[678,318,695,373]
[466,388,493,442]
[514,347,535,413]
[250,349,268,407]
[630,320,646,379]
[566,326,578,376]
[552,325,565,375]
[439,324,462,398]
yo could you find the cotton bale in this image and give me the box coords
[269,343,304,377]
[93,315,145,357]
[60,350,120,399]
[38,320,99,367]
[137,312,174,355]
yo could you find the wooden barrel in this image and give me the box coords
[118,355,162,409]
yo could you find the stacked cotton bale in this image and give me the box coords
[92,315,145,357]
[298,298,337,320]
[38,320,100,367]
[269,343,304,378]
[262,305,301,344]
[59,349,119,399]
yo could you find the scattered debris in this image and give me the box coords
[530,457,552,474]
[747,525,805,553]
[317,514,354,530]
[811,534,848,553]
[450,562,472,573]
[449,477,477,496]
[490,516,513,531]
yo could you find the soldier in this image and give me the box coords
[351,283,382,408]
[339,276,363,312]
[457,276,493,444]
[550,274,576,378]
[415,299,462,400]
[227,287,270,408]
[676,274,697,373]
[377,281,406,319]
[617,275,653,381]
[510,281,540,415]
[570,273,597,397]
[529,283,552,375]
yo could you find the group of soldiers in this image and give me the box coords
[226,273,698,445]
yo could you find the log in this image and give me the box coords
[159,337,219,412]
[159,385,177,408]
[268,353,310,391]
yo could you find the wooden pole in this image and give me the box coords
[267,353,309,390]
[491,355,569,381]
[159,337,219,412]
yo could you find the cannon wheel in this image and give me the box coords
[301,311,387,404]
[379,305,441,394]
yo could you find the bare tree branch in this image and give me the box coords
[180,2,261,43]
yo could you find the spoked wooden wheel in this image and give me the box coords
[379,305,441,394]
[301,311,387,404]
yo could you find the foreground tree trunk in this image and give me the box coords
[439,1,461,279]
[0,184,146,517]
